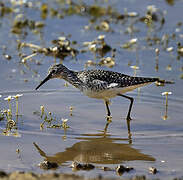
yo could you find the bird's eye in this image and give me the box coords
[52,69,56,74]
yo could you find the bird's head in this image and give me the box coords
[35,64,68,90]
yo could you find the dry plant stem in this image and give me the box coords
[165,95,168,106]
[8,100,12,117]
[40,106,45,118]
[16,99,19,116]
[134,69,137,76]
[22,43,41,49]
[165,95,168,117]
[4,112,9,120]
[15,115,18,124]
[22,52,37,62]
[155,56,159,72]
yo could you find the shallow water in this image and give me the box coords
[0,0,183,179]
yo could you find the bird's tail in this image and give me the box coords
[155,78,175,86]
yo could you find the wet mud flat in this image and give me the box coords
[0,171,182,180]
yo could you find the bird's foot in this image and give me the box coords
[106,115,112,122]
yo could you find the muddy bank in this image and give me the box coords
[0,171,182,180]
[0,171,136,180]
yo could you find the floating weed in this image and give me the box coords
[21,53,38,63]
[95,20,111,32]
[129,38,138,44]
[6,119,16,130]
[69,106,73,116]
[11,17,45,35]
[62,118,70,129]
[9,1,180,80]
[4,54,12,60]
[99,48,116,68]
[98,56,115,68]
[40,123,44,131]
[19,36,78,62]
[84,54,115,69]
[121,38,138,50]
[144,5,165,30]
[40,105,44,118]
[84,60,97,68]
[83,35,112,58]
[10,0,28,6]
[115,165,134,176]
[177,42,183,57]
[64,82,69,87]
[0,94,23,136]
[162,91,172,96]
[0,112,4,121]
[2,109,9,121]
[48,112,54,123]
[155,79,174,87]
[0,2,13,17]
[39,105,70,130]
[180,74,183,79]
[83,36,114,68]
[43,113,55,128]
[7,109,12,120]
[127,12,139,17]
[166,64,172,71]
[2,116,20,137]
[166,47,174,52]
[4,96,14,118]
[48,124,62,129]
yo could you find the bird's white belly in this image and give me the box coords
[83,89,118,99]
[82,82,152,100]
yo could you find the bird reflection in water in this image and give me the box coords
[33,131,155,172]
[100,117,132,142]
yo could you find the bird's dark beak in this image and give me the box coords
[35,74,51,90]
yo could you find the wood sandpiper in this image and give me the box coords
[35,64,171,123]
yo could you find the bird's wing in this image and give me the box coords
[91,79,108,86]
[93,76,157,89]
[89,79,119,90]
[107,82,119,88]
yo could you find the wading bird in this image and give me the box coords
[35,64,171,123]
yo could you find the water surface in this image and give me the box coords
[0,0,183,179]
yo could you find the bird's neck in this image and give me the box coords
[61,69,82,89]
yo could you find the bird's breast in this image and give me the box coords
[82,88,119,99]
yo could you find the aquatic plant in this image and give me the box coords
[19,36,78,63]
[162,91,172,120]
[39,105,70,130]
[13,94,23,116]
[130,65,139,76]
[0,94,23,136]
[69,106,73,116]
[83,35,112,58]
[0,95,3,120]
[121,38,138,50]
[4,96,14,117]
[61,118,69,129]
[40,105,45,118]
